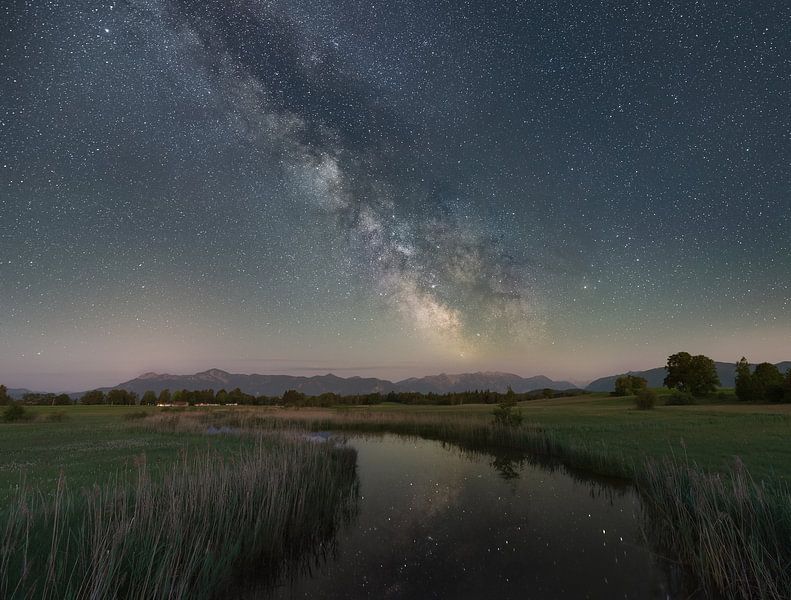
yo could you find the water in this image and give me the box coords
[266,434,682,599]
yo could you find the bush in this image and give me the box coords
[2,402,32,422]
[614,374,648,396]
[493,404,524,426]
[665,391,696,406]
[635,389,657,410]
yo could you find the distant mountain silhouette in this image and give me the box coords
[101,369,576,397]
[396,371,575,394]
[585,361,791,392]
[6,388,34,400]
[103,369,397,397]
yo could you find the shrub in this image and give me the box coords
[614,374,648,396]
[634,389,657,410]
[665,391,695,406]
[2,403,32,422]
[493,390,524,427]
[493,404,524,426]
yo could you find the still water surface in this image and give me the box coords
[269,434,680,599]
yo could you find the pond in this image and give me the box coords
[259,434,687,599]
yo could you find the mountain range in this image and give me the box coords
[97,369,577,397]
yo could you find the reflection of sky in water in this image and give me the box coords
[271,435,676,599]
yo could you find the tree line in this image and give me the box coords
[735,357,791,403]
[611,352,791,404]
[0,384,586,407]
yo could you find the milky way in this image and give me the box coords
[1,0,789,389]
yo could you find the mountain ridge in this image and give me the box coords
[93,369,577,397]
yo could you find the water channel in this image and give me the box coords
[264,434,686,599]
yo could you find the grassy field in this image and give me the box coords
[0,405,248,500]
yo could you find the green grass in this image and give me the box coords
[346,395,791,483]
[0,417,358,599]
[0,406,249,501]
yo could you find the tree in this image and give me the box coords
[663,352,720,396]
[735,357,754,402]
[107,389,137,405]
[282,389,306,406]
[80,390,106,405]
[227,388,248,404]
[158,389,171,405]
[614,375,648,396]
[53,393,72,406]
[784,369,791,403]
[141,390,158,406]
[22,393,54,405]
[753,363,784,402]
[0,385,11,405]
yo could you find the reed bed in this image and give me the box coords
[150,407,791,600]
[146,408,634,478]
[640,457,791,600]
[0,436,358,599]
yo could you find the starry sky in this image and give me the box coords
[2,0,790,391]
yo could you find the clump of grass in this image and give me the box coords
[121,410,151,421]
[40,411,69,423]
[0,437,358,599]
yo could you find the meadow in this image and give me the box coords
[2,394,791,598]
[355,393,791,483]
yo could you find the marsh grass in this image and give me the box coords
[147,409,635,478]
[0,435,358,599]
[640,456,791,599]
[153,407,791,600]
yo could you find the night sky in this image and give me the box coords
[2,1,789,391]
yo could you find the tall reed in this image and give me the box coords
[0,437,358,599]
[640,456,791,599]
